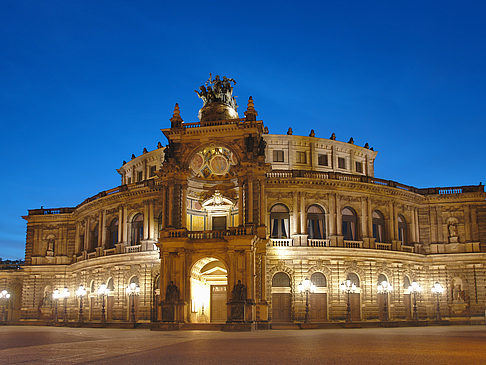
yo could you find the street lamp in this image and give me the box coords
[75,285,87,324]
[377,281,393,321]
[126,282,141,326]
[408,281,422,321]
[60,287,70,323]
[0,290,11,323]
[297,278,316,323]
[340,279,357,323]
[52,289,61,323]
[97,284,110,324]
[431,282,444,321]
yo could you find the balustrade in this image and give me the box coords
[344,240,363,248]
[376,242,392,250]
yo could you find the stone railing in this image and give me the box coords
[87,251,97,259]
[166,226,255,240]
[28,207,76,216]
[307,239,330,247]
[103,248,116,256]
[344,240,363,248]
[265,170,484,196]
[269,238,293,247]
[375,242,392,250]
[401,245,414,253]
[125,245,141,253]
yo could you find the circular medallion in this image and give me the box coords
[210,155,229,175]
[189,153,204,173]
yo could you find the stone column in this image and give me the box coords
[161,186,167,229]
[143,201,149,240]
[101,210,107,248]
[84,218,89,251]
[388,202,395,241]
[75,223,80,254]
[118,207,123,243]
[414,208,420,243]
[300,193,306,234]
[168,184,174,227]
[238,182,244,226]
[149,199,155,240]
[328,193,335,236]
[181,183,188,229]
[248,179,254,223]
[123,206,128,244]
[259,179,265,226]
[292,192,299,235]
[410,207,416,243]
[361,197,368,238]
[367,197,373,239]
[336,195,342,235]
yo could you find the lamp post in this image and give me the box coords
[408,281,422,321]
[340,280,357,323]
[377,280,393,322]
[60,287,70,323]
[75,285,87,324]
[97,284,110,325]
[126,282,141,326]
[431,282,444,321]
[0,290,11,323]
[52,289,61,323]
[297,278,316,323]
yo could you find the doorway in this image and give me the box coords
[190,257,228,323]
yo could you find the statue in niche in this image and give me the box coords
[46,238,55,256]
[452,279,466,302]
[448,222,459,243]
[231,280,247,302]
[165,281,180,303]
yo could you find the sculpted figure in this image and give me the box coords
[448,223,458,238]
[165,281,180,303]
[231,280,247,301]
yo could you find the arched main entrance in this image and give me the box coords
[190,257,228,323]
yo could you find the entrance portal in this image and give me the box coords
[190,257,228,323]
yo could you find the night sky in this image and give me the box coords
[1,1,485,259]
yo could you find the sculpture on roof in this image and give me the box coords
[195,73,238,110]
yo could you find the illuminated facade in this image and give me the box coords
[3,76,486,327]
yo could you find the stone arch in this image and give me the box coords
[307,264,332,291]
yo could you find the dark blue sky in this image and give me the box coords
[1,1,485,259]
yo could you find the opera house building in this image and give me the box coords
[1,76,485,328]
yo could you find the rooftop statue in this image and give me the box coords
[195,73,238,110]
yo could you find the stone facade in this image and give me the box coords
[3,77,486,326]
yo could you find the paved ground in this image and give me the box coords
[0,325,485,364]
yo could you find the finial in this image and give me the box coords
[287,127,293,135]
[131,154,136,160]
[123,160,127,165]
[370,147,374,151]
[170,103,183,128]
[364,143,369,149]
[157,141,162,148]
[309,129,315,137]
[348,137,354,144]
[263,126,269,134]
[330,133,336,140]
[143,148,148,154]
[244,96,258,121]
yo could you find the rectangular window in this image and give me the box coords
[137,171,143,182]
[296,151,307,164]
[127,177,132,184]
[149,165,157,177]
[273,150,284,162]
[355,161,363,173]
[318,154,328,166]
[338,157,346,169]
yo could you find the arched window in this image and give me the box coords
[311,272,327,287]
[131,214,144,245]
[89,225,98,252]
[398,215,408,244]
[272,272,291,287]
[372,210,386,243]
[108,218,118,248]
[270,204,290,239]
[346,272,360,287]
[377,273,387,284]
[89,280,95,293]
[342,207,358,241]
[307,205,326,239]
